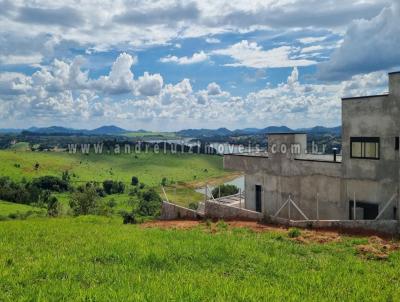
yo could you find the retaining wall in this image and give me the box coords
[204,200,263,221]
[160,201,200,220]
[267,216,400,235]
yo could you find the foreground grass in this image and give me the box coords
[0,217,399,301]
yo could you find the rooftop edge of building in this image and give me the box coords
[341,93,389,101]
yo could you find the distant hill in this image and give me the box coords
[20,125,129,136]
[298,126,341,135]
[0,128,22,134]
[0,125,341,137]
[177,127,232,137]
[90,125,128,135]
[177,125,340,138]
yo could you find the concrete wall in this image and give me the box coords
[160,201,200,220]
[204,200,263,221]
[341,72,400,220]
[267,216,400,236]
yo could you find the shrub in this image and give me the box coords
[288,228,301,238]
[0,177,40,204]
[62,170,71,182]
[188,202,198,210]
[32,176,69,192]
[107,198,117,208]
[131,176,139,186]
[47,196,61,217]
[211,184,239,198]
[103,180,125,195]
[121,211,137,224]
[161,177,167,186]
[8,213,18,219]
[137,188,162,216]
[69,185,99,215]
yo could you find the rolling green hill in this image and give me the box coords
[0,150,237,207]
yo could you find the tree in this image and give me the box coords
[69,185,99,215]
[211,184,239,198]
[137,188,162,216]
[131,176,139,186]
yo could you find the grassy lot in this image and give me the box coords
[0,217,399,301]
[0,200,45,218]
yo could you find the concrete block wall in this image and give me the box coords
[160,201,200,220]
[204,200,263,221]
[267,216,400,236]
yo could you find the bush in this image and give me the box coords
[188,202,198,210]
[47,196,61,217]
[131,176,139,186]
[288,228,301,238]
[32,176,69,192]
[0,177,40,204]
[161,177,167,186]
[137,188,162,216]
[121,211,137,224]
[103,180,125,195]
[211,184,239,198]
[69,185,99,216]
[106,198,117,208]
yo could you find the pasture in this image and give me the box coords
[0,217,399,301]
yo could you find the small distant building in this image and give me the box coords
[224,72,400,221]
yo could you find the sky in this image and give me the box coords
[0,0,399,131]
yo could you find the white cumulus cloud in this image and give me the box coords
[212,40,316,69]
[160,51,208,65]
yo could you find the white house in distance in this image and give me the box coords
[224,71,400,221]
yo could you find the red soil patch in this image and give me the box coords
[141,220,200,230]
[141,220,400,259]
[356,236,400,260]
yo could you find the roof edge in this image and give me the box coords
[341,93,389,101]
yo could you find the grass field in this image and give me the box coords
[0,217,399,301]
[0,150,237,207]
[0,150,231,185]
[0,200,45,218]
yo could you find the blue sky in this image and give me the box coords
[0,0,399,131]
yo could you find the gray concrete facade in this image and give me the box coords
[224,72,400,223]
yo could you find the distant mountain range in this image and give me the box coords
[23,125,129,136]
[177,125,341,137]
[0,125,341,137]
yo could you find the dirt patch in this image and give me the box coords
[140,220,400,256]
[292,230,342,244]
[141,220,200,230]
[356,236,399,260]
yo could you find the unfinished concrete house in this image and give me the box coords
[224,72,400,226]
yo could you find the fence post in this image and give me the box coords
[239,188,242,209]
[353,192,356,220]
[288,194,291,220]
